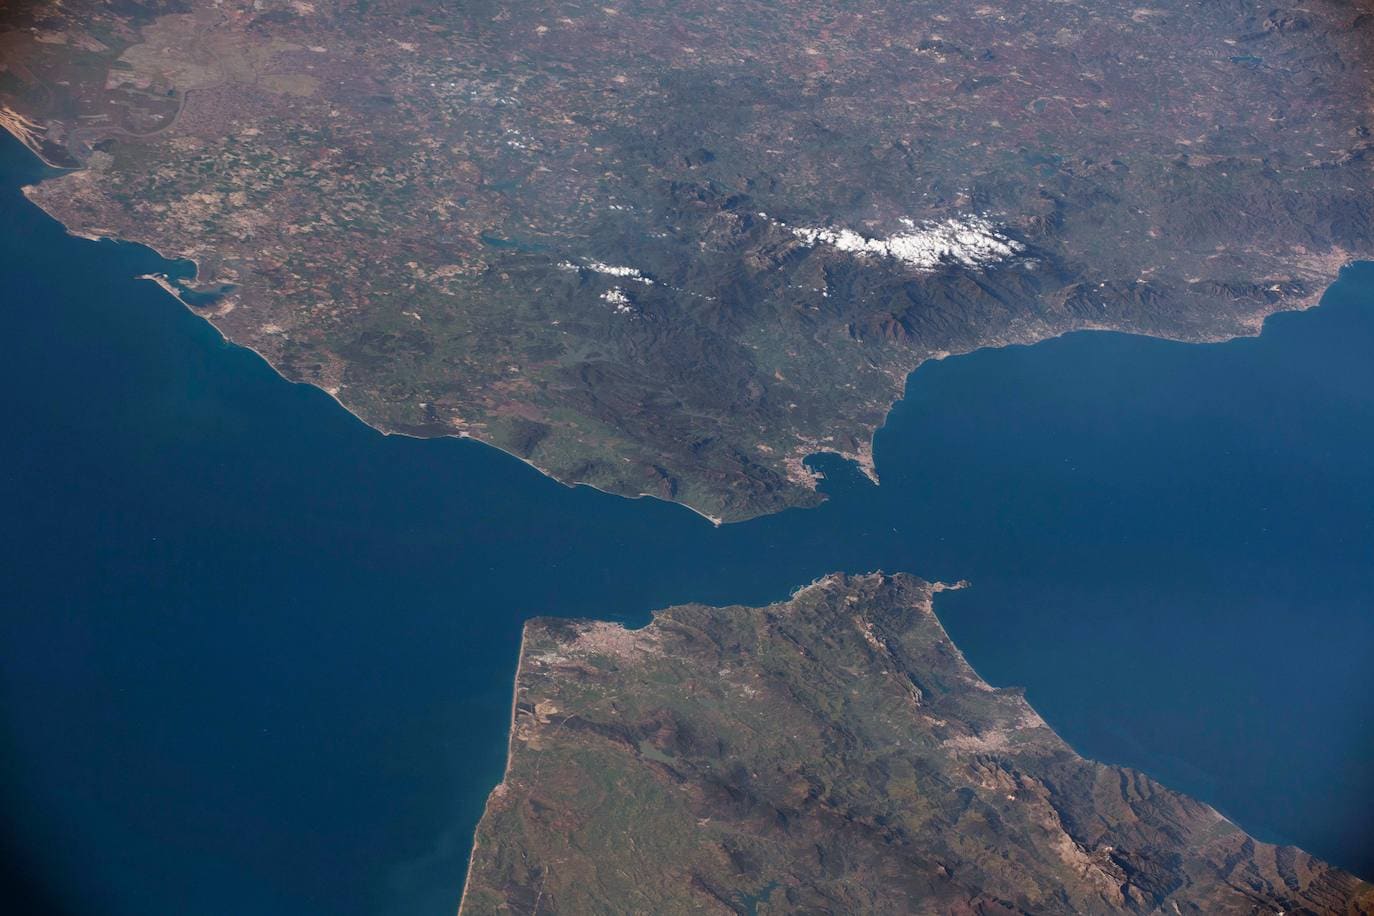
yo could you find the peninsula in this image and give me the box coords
[462,573,1374,914]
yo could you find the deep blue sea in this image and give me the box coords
[2,131,1371,914]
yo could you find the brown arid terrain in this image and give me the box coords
[2,0,1372,521]
[461,573,1374,915]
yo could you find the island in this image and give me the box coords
[2,0,1372,521]
[461,572,1374,914]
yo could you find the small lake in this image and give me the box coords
[1,132,1371,914]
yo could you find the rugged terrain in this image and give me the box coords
[462,573,1374,914]
[2,0,1372,520]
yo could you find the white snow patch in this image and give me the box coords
[787,215,1023,271]
[601,287,636,314]
[586,260,653,283]
[560,258,654,284]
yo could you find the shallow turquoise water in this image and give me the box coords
[1,131,1371,914]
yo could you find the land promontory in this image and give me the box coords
[462,573,1374,914]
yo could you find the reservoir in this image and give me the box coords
[1,132,1371,914]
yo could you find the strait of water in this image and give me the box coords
[1,131,1371,915]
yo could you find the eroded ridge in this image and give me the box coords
[2,0,1372,520]
[462,573,1374,914]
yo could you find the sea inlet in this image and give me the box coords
[1,133,1371,914]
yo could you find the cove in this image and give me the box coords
[1,130,1371,915]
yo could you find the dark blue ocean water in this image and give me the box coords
[1,131,1371,914]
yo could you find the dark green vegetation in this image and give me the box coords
[2,0,1372,520]
[462,573,1374,914]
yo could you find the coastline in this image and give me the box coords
[1,125,1348,529]
[455,619,530,916]
[11,166,733,527]
[87,210,1345,528]
[5,117,1346,527]
[140,258,730,528]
